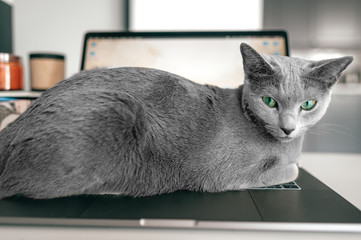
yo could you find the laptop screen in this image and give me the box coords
[81,31,289,88]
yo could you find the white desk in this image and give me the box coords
[1,153,361,240]
[300,153,361,211]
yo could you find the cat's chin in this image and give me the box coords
[276,136,295,143]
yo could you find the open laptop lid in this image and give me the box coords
[80,31,289,88]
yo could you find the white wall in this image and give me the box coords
[13,0,124,91]
[131,0,263,31]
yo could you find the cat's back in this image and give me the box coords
[3,67,222,146]
[50,67,201,100]
[9,67,207,123]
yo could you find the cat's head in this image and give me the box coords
[240,43,353,142]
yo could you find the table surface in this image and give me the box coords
[300,153,361,211]
[0,152,360,240]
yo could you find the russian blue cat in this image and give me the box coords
[0,43,353,199]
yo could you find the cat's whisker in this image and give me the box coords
[308,128,330,136]
[313,123,357,139]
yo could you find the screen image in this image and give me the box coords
[83,35,286,88]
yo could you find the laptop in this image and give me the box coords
[80,31,289,89]
[0,31,360,232]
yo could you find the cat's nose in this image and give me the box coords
[281,127,295,135]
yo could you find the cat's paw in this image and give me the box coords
[257,163,299,187]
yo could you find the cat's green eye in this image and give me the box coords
[262,97,277,108]
[301,100,317,111]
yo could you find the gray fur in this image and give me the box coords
[0,43,353,199]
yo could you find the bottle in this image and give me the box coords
[0,53,23,90]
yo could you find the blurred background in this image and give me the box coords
[0,0,360,153]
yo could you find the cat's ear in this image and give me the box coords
[240,43,275,76]
[308,56,354,87]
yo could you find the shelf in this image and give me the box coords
[0,91,42,98]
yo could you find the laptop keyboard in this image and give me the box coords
[251,181,301,190]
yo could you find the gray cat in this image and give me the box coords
[0,43,353,199]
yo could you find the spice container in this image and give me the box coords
[0,53,23,90]
[30,53,65,91]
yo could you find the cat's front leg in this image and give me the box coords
[255,163,299,188]
[199,160,299,192]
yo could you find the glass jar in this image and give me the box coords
[0,53,23,90]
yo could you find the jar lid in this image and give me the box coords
[29,53,65,60]
[0,53,21,63]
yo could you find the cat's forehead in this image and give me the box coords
[247,54,328,103]
[267,55,309,75]
[263,55,320,102]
